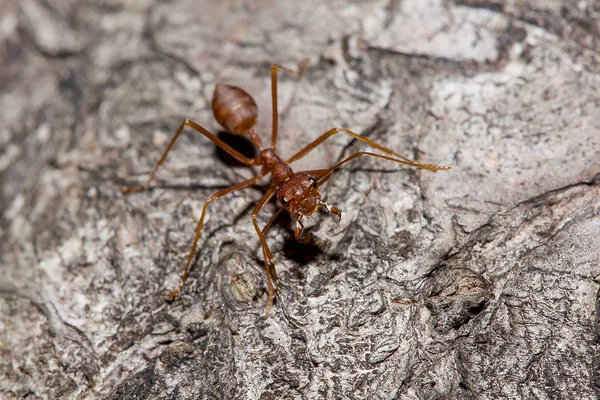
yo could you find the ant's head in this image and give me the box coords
[277,172,341,242]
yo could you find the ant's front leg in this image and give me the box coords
[251,186,279,316]
[167,174,264,299]
[286,127,450,171]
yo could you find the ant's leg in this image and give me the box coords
[300,169,330,181]
[251,186,279,316]
[286,128,450,172]
[262,207,285,237]
[314,151,449,186]
[261,207,285,258]
[123,119,261,193]
[168,174,264,299]
[299,168,335,190]
[300,151,446,221]
[270,61,309,149]
[259,207,285,281]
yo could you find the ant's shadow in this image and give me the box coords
[215,131,257,167]
[269,210,324,266]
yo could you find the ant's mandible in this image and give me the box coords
[123,64,450,315]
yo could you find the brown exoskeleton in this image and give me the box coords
[123,64,450,315]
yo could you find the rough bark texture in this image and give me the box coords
[1,0,599,399]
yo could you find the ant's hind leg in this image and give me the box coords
[123,119,260,193]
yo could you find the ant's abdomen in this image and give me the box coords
[212,84,258,135]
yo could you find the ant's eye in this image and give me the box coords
[309,177,317,188]
[281,197,289,205]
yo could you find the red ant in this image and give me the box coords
[123,64,450,315]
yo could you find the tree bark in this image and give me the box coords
[1,0,599,399]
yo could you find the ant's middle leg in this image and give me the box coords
[123,119,261,193]
[285,128,450,171]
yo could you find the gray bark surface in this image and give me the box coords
[1,0,599,399]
